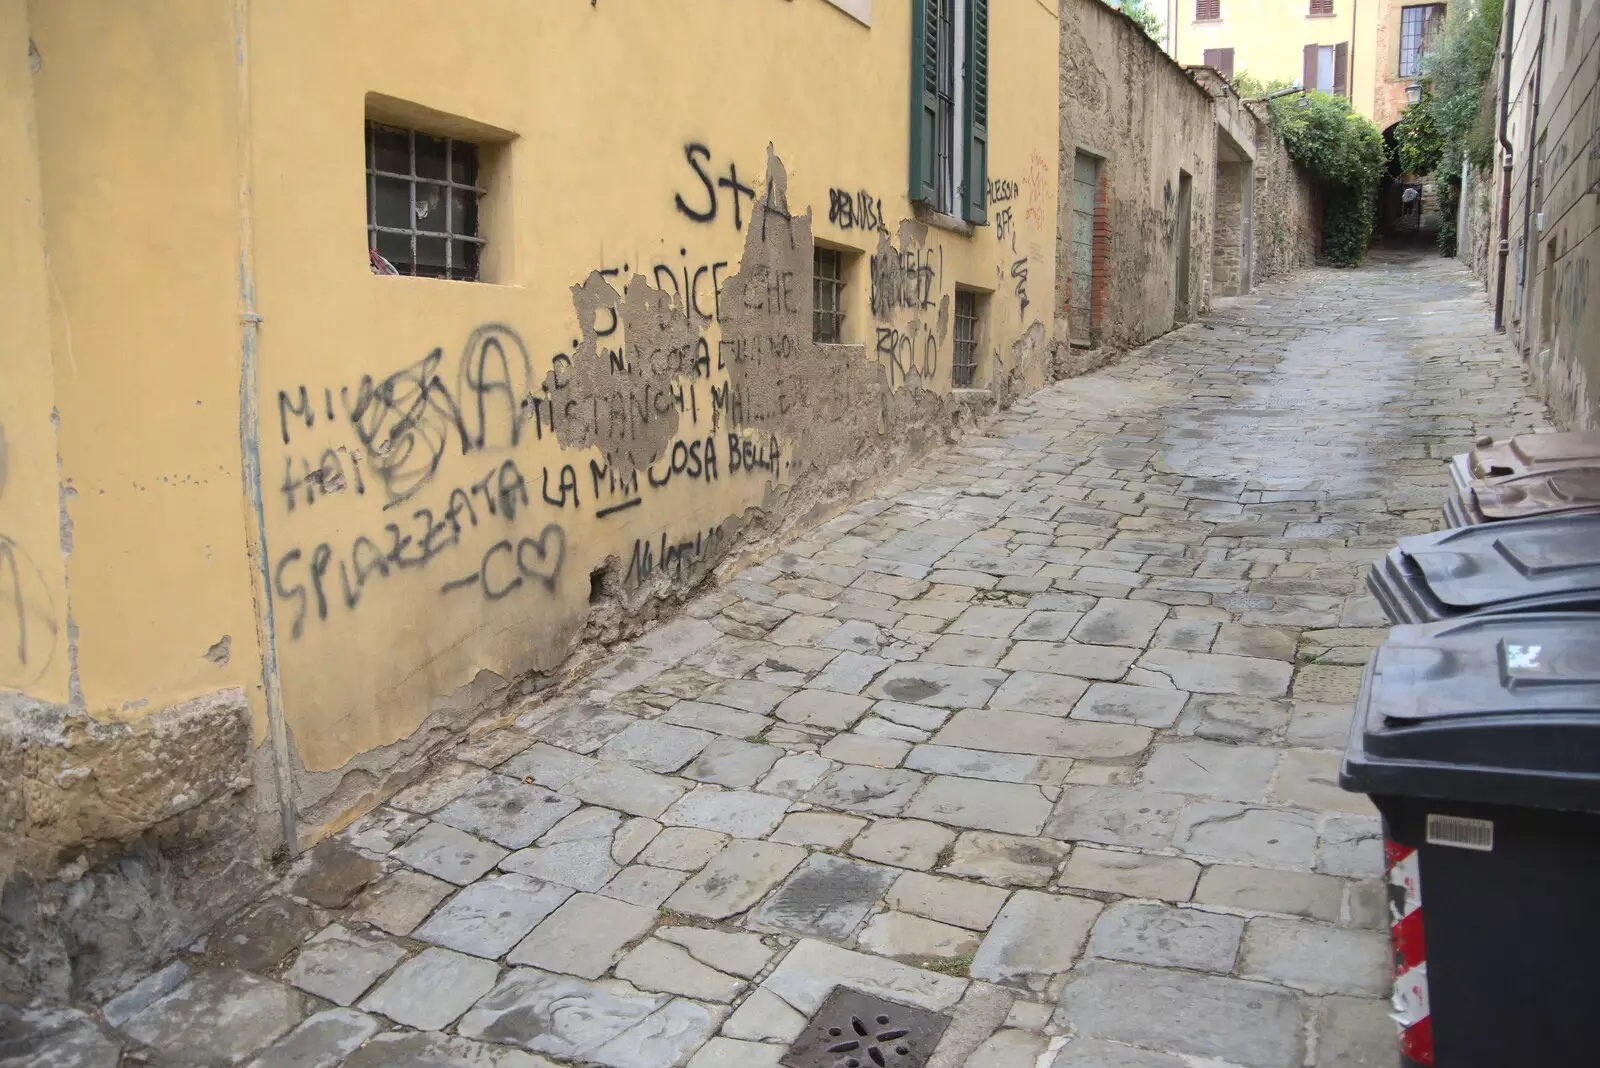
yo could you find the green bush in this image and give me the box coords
[1230,71,1294,98]
[1394,90,1446,177]
[1266,91,1386,266]
[1422,0,1505,170]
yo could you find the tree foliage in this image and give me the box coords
[1112,0,1164,42]
[1421,0,1505,169]
[1229,71,1294,99]
[1394,89,1446,176]
[1266,91,1386,266]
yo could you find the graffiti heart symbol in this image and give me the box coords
[515,523,566,593]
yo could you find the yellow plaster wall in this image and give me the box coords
[0,0,69,706]
[1177,0,1381,121]
[25,0,264,723]
[243,0,1061,776]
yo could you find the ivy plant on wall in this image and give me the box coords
[1266,91,1385,267]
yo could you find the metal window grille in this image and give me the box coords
[813,248,846,344]
[934,0,957,214]
[1399,4,1445,77]
[953,291,979,387]
[1196,0,1221,20]
[366,121,484,281]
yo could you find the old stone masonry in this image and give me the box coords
[14,248,1547,1067]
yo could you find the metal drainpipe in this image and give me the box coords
[1516,0,1550,347]
[1494,0,1518,332]
[1349,0,1358,110]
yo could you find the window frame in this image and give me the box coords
[812,246,849,344]
[366,120,486,281]
[952,289,982,387]
[909,0,988,225]
[1398,4,1446,77]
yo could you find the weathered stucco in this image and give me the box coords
[1057,0,1220,350]
[1459,0,1600,430]
[1053,0,1317,358]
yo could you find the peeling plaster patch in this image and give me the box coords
[204,636,232,667]
[559,270,700,473]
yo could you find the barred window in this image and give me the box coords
[813,247,847,344]
[366,121,485,281]
[1399,4,1446,77]
[953,290,981,387]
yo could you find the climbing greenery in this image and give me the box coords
[1266,91,1386,266]
[1421,0,1505,170]
[1394,90,1447,177]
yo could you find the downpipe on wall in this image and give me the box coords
[1493,0,1517,332]
[1515,0,1549,348]
[233,0,298,856]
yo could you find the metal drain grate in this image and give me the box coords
[782,987,953,1068]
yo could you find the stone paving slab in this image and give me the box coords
[67,254,1548,1068]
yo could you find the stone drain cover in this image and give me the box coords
[782,986,952,1068]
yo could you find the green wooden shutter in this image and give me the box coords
[962,0,989,224]
[909,0,939,203]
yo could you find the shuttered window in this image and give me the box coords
[1309,0,1334,14]
[1196,0,1221,21]
[1203,47,1235,79]
[1303,42,1348,95]
[909,0,988,225]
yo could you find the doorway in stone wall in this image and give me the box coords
[1175,169,1193,316]
[1069,152,1100,345]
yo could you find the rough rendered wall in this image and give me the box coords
[1506,0,1600,428]
[1249,111,1320,283]
[1213,161,1245,294]
[1056,0,1219,353]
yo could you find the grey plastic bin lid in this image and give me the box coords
[1341,612,1600,812]
[1392,514,1600,612]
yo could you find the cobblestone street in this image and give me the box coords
[22,248,1550,1067]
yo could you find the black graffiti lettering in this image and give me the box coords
[480,540,520,600]
[309,543,332,623]
[987,177,1020,203]
[274,548,307,640]
[496,460,529,520]
[278,386,312,444]
[1011,257,1030,319]
[996,207,1015,248]
[827,187,887,233]
[540,464,579,509]
[459,324,531,451]
[870,245,941,318]
[717,161,755,230]
[673,143,717,223]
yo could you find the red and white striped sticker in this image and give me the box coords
[1387,841,1433,1065]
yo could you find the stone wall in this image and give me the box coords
[1248,107,1321,284]
[1458,3,1600,429]
[1056,0,1221,352]
[1054,3,1319,358]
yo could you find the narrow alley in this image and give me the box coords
[17,248,1548,1067]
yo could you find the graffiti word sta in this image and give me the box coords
[673,143,757,231]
